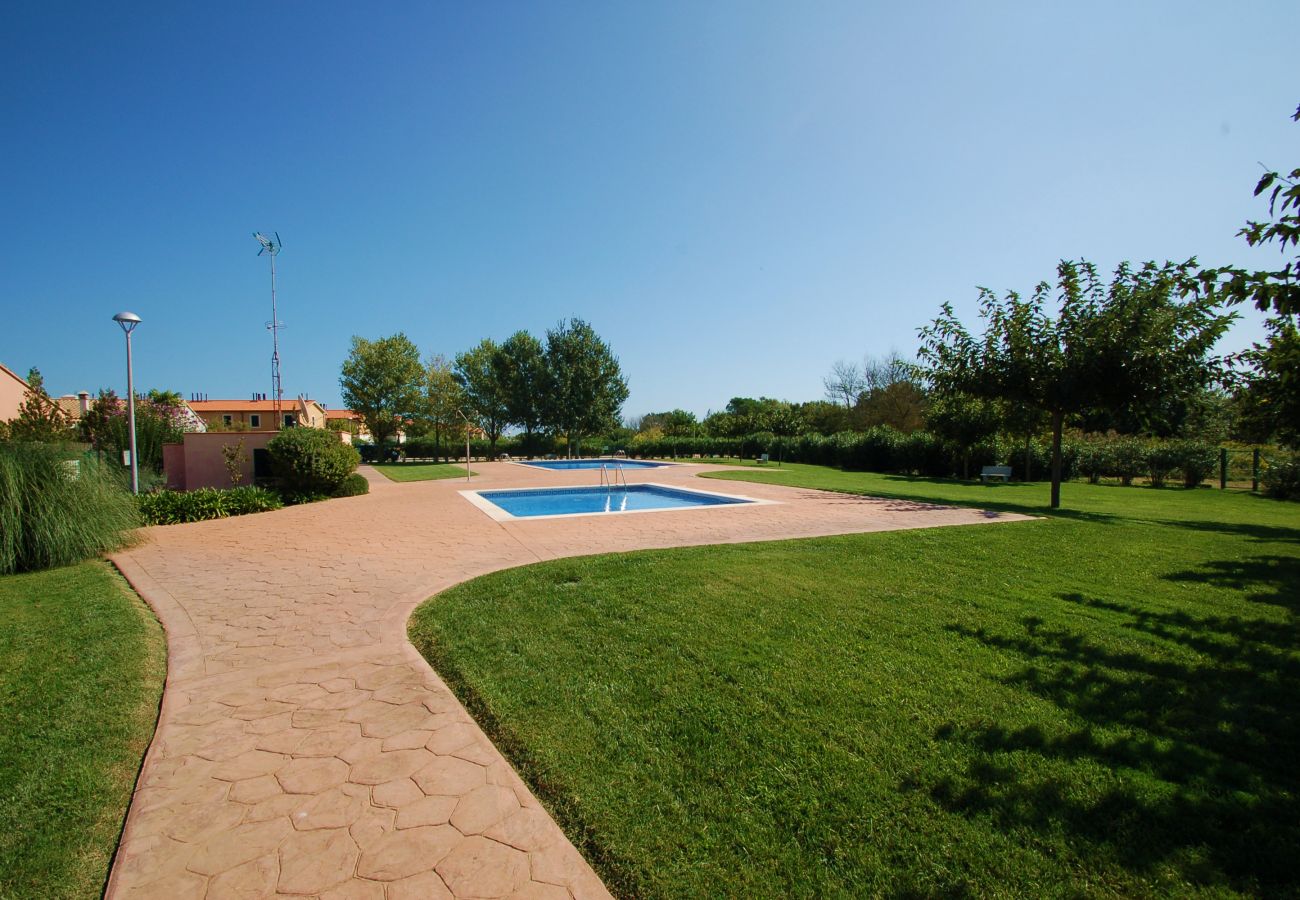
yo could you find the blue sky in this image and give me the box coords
[1,2,1296,419]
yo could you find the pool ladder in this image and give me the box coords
[599,464,627,490]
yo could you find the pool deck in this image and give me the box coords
[107,462,1032,899]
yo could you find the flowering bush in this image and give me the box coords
[80,389,192,472]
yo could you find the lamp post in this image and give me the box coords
[457,409,472,482]
[112,312,142,494]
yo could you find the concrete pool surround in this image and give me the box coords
[460,481,776,521]
[107,460,1032,899]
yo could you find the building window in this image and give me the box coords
[222,415,232,427]
[283,414,295,427]
[250,414,261,428]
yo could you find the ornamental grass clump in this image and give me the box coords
[0,443,140,574]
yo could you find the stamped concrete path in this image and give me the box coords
[107,462,1030,899]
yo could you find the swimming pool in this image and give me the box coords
[517,458,669,471]
[462,483,768,520]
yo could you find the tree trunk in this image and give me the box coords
[1023,435,1031,482]
[1050,410,1064,509]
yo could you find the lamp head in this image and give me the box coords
[112,311,142,334]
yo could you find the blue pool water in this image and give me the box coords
[519,458,668,471]
[474,484,753,518]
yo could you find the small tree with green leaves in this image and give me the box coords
[540,319,629,457]
[495,331,546,456]
[340,334,425,447]
[420,354,466,461]
[454,340,509,455]
[920,260,1231,508]
[1196,104,1300,446]
[6,368,76,443]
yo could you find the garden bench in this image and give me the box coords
[757,453,770,465]
[980,465,1011,483]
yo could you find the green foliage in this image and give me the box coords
[496,331,546,449]
[1145,441,1182,488]
[0,444,139,574]
[540,318,629,454]
[1170,438,1218,488]
[80,389,188,472]
[418,353,466,459]
[331,473,370,497]
[919,259,1233,507]
[5,368,76,442]
[267,427,360,496]
[454,339,509,451]
[339,333,425,446]
[137,486,283,525]
[638,409,698,437]
[1260,454,1300,500]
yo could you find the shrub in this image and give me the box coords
[1261,455,1300,500]
[1107,437,1147,485]
[1075,438,1110,484]
[1146,442,1181,488]
[332,473,370,498]
[267,428,360,495]
[1171,439,1218,488]
[0,444,140,574]
[137,486,283,525]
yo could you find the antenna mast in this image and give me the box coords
[253,232,284,423]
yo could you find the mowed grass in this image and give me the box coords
[410,465,1299,898]
[372,461,476,482]
[0,561,165,899]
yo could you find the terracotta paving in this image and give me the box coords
[107,461,1031,899]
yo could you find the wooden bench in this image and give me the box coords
[756,453,770,465]
[980,465,1011,483]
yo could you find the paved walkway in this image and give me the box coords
[107,462,1031,899]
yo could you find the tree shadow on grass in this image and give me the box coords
[930,594,1300,894]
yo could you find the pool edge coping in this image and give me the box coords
[459,481,779,522]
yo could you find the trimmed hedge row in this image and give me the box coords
[630,428,1222,488]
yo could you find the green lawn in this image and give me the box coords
[0,561,166,899]
[371,461,477,482]
[410,466,1299,898]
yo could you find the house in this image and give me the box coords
[0,362,31,422]
[54,391,208,433]
[189,394,328,431]
[322,407,364,444]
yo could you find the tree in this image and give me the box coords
[339,334,424,447]
[823,360,865,408]
[454,339,509,454]
[495,331,546,456]
[640,409,698,437]
[919,260,1231,508]
[926,393,1001,480]
[420,354,466,461]
[540,319,629,456]
[856,352,927,432]
[1196,105,1300,446]
[6,368,76,443]
[795,400,851,435]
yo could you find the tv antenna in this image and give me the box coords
[253,232,285,423]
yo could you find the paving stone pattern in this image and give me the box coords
[108,462,1030,899]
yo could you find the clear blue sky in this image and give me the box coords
[2,1,1296,419]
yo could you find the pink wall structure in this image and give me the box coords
[0,363,30,422]
[164,431,279,491]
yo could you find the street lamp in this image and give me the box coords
[457,409,472,482]
[112,311,142,494]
